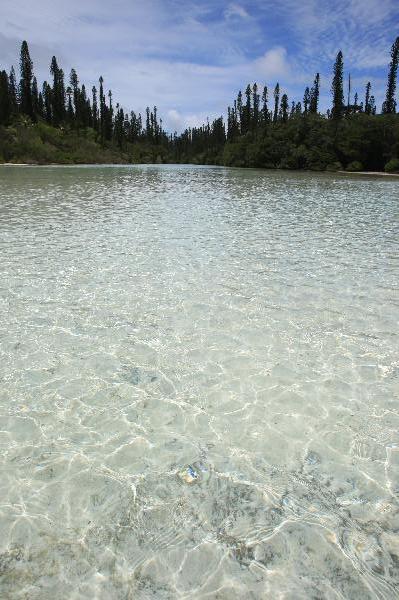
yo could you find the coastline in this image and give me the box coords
[1,162,399,177]
[338,170,399,177]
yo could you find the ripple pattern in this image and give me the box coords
[0,165,398,599]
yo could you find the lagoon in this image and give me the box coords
[0,165,398,598]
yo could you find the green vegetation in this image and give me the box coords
[385,158,399,173]
[0,120,173,165]
[1,39,399,172]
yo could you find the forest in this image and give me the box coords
[1,39,399,172]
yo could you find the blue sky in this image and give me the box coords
[0,0,398,131]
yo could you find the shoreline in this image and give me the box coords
[338,170,399,177]
[1,162,399,177]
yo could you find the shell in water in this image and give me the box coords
[178,465,199,484]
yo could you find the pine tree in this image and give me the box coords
[99,76,105,143]
[279,93,289,122]
[81,84,89,127]
[0,70,11,125]
[273,83,280,122]
[103,89,113,140]
[42,82,52,123]
[146,106,151,138]
[92,86,98,131]
[331,51,344,119]
[383,37,399,114]
[252,83,259,127]
[227,106,232,140]
[66,86,74,121]
[153,105,159,141]
[303,87,310,114]
[50,57,66,125]
[19,41,34,118]
[364,82,372,115]
[243,83,251,133]
[309,73,320,113]
[346,73,351,113]
[236,90,243,132]
[32,76,39,119]
[354,92,359,112]
[69,68,79,124]
[261,86,269,123]
[37,92,44,119]
[9,66,18,113]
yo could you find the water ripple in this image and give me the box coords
[0,165,398,599]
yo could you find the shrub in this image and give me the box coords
[346,161,364,172]
[385,158,399,173]
[325,161,342,171]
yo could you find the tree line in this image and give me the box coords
[0,41,166,148]
[1,38,399,171]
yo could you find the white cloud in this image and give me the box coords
[224,3,250,20]
[0,0,394,130]
[255,47,291,80]
[166,109,209,131]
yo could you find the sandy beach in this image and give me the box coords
[338,170,399,177]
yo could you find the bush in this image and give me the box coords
[385,158,399,173]
[346,161,364,172]
[325,161,342,171]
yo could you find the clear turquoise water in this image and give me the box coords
[0,165,398,599]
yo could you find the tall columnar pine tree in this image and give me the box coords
[364,82,372,115]
[8,66,18,113]
[99,76,105,143]
[69,68,79,123]
[331,51,344,119]
[92,86,98,131]
[353,92,359,112]
[273,83,280,122]
[369,95,376,115]
[261,86,269,123]
[81,84,89,128]
[42,82,52,123]
[0,70,11,125]
[383,36,399,114]
[37,91,44,119]
[102,89,113,140]
[346,73,351,112]
[32,76,39,116]
[252,83,259,128]
[236,90,243,131]
[243,84,251,133]
[279,94,289,122]
[154,106,159,140]
[303,87,310,114]
[66,86,74,121]
[309,73,320,113]
[50,56,66,125]
[19,41,34,119]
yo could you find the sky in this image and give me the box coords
[0,0,398,131]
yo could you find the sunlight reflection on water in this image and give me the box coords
[0,165,398,599]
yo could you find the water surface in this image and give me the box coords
[0,165,398,599]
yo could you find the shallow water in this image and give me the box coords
[0,164,398,599]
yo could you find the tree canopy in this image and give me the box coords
[1,39,399,172]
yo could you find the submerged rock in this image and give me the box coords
[304,451,321,466]
[178,465,199,484]
[127,367,158,385]
[177,462,209,485]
